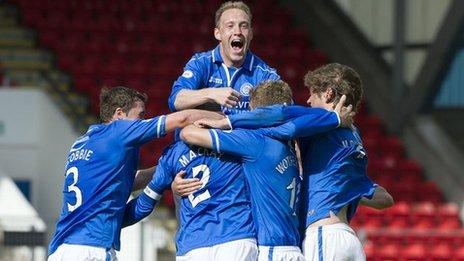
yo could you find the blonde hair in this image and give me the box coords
[215,1,252,27]
[250,80,293,109]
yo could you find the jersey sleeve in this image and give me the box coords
[262,111,340,140]
[227,105,286,129]
[228,105,339,130]
[114,116,166,147]
[168,55,207,111]
[263,66,280,81]
[148,153,176,194]
[208,128,263,161]
[122,148,175,227]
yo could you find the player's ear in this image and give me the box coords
[325,88,335,103]
[214,27,221,41]
[113,107,125,120]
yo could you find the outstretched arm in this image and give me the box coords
[195,95,354,131]
[165,109,224,133]
[359,186,394,210]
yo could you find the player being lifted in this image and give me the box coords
[48,87,221,261]
[169,1,280,115]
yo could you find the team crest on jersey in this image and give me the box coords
[182,70,194,78]
[240,82,253,96]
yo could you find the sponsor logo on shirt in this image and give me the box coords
[240,82,253,96]
[182,70,194,78]
[208,76,223,85]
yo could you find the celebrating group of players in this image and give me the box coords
[47,1,394,261]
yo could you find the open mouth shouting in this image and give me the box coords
[231,38,245,54]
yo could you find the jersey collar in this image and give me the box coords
[212,45,255,71]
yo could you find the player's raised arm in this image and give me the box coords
[359,186,394,210]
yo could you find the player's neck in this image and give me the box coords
[219,48,245,68]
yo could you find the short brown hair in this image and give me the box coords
[99,86,147,123]
[304,63,363,112]
[250,80,293,109]
[215,1,252,27]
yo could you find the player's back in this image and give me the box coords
[245,132,301,246]
[159,141,255,255]
[48,122,140,254]
[210,127,301,247]
[299,127,376,227]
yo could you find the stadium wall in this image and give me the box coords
[0,88,78,239]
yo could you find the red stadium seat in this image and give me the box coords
[377,242,401,260]
[454,245,464,260]
[429,242,453,261]
[437,203,461,230]
[400,243,427,260]
[411,202,436,229]
[385,201,410,228]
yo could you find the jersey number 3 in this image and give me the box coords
[66,167,83,212]
[188,164,211,208]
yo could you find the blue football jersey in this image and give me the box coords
[209,128,301,246]
[48,116,166,255]
[169,45,280,114]
[228,105,340,131]
[123,141,255,255]
[299,127,377,228]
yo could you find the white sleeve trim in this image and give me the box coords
[225,116,233,130]
[210,129,221,153]
[156,115,166,138]
[333,111,341,127]
[144,187,162,200]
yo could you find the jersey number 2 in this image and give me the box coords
[66,167,82,212]
[188,164,211,208]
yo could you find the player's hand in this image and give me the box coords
[194,118,231,129]
[171,170,203,197]
[334,95,355,128]
[207,87,241,108]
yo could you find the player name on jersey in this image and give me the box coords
[178,146,223,168]
[67,149,94,164]
[275,154,298,174]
